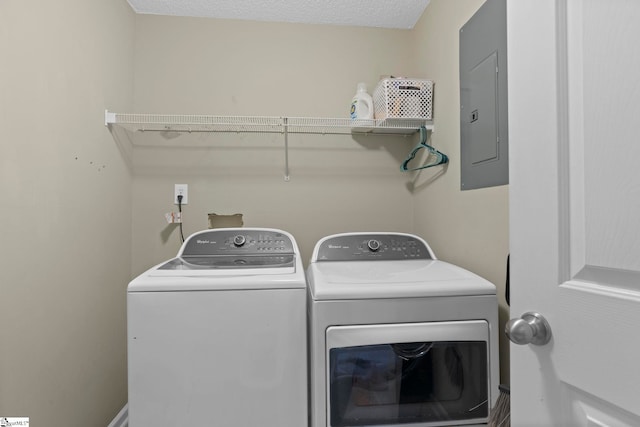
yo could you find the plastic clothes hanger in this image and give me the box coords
[401,126,448,172]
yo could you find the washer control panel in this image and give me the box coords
[181,229,295,256]
[158,229,297,270]
[315,233,432,261]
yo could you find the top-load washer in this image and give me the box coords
[307,232,499,427]
[127,228,307,427]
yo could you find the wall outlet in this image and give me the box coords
[174,184,188,205]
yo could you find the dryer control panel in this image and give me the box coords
[314,233,433,261]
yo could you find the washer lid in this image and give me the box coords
[307,259,496,300]
[128,228,305,291]
[148,228,297,274]
[157,254,295,270]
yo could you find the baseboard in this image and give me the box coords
[107,403,128,427]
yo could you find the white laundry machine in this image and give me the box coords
[127,228,307,427]
[307,232,499,427]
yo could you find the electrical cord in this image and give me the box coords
[177,195,185,243]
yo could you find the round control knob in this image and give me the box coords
[233,235,246,247]
[367,239,381,252]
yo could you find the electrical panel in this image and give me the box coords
[460,0,508,190]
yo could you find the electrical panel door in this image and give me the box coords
[460,0,508,190]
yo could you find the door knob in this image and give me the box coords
[506,312,552,346]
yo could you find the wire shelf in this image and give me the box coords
[105,111,432,135]
[104,111,434,181]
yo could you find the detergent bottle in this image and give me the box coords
[350,82,374,120]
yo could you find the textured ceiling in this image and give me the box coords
[126,0,431,29]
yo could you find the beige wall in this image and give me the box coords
[130,6,510,385]
[0,0,134,425]
[130,16,420,272]
[412,0,511,384]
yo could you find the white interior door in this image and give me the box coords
[508,0,640,425]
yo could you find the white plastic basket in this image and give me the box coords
[373,78,434,120]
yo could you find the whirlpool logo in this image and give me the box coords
[0,418,29,427]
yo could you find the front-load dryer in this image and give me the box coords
[307,232,499,427]
[127,228,307,427]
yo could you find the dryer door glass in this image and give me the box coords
[326,322,490,426]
